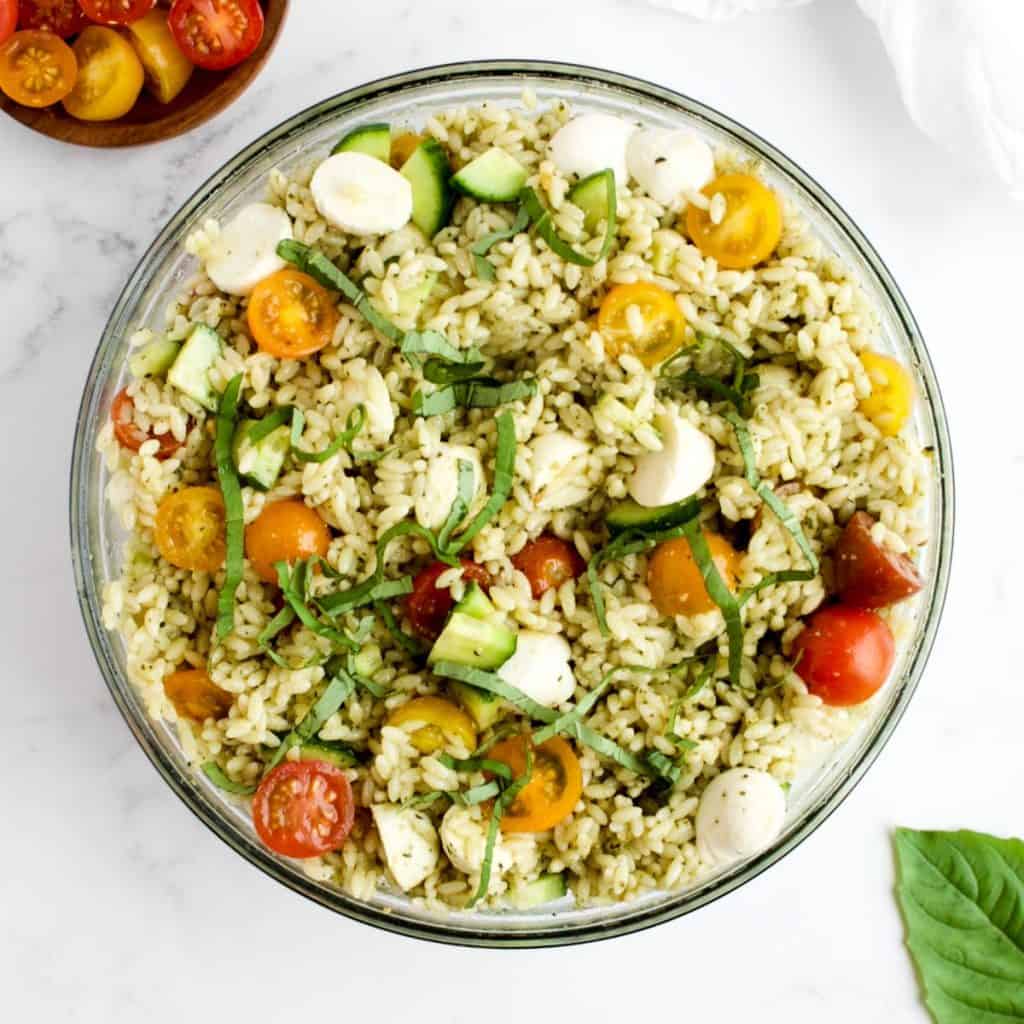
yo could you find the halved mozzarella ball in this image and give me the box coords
[339,363,394,443]
[311,152,413,236]
[528,431,592,511]
[497,631,575,708]
[371,804,440,891]
[626,129,715,205]
[440,804,515,877]
[628,411,715,507]
[205,202,293,296]
[695,768,786,865]
[549,113,634,184]
[415,444,485,531]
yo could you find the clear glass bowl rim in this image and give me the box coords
[69,59,954,948]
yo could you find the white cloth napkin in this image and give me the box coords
[643,0,1024,197]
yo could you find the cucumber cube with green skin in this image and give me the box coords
[452,147,528,203]
[568,169,615,232]
[129,337,181,379]
[167,324,222,412]
[400,138,455,237]
[428,612,517,670]
[232,418,291,491]
[449,680,503,730]
[454,582,497,622]
[511,873,568,909]
[332,123,391,162]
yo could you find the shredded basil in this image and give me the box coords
[201,761,258,795]
[258,604,297,668]
[437,458,476,552]
[402,791,447,811]
[400,329,483,370]
[214,374,245,641]
[519,173,617,267]
[290,405,366,464]
[422,358,489,386]
[275,561,359,651]
[660,335,758,416]
[374,600,423,657]
[432,661,559,724]
[437,753,513,780]
[246,405,293,444]
[453,781,504,806]
[470,205,531,281]
[412,377,536,417]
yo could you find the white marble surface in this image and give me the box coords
[3,0,1022,1018]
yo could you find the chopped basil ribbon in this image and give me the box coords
[437,753,514,780]
[660,335,759,417]
[275,561,359,651]
[433,661,558,723]
[201,762,258,795]
[422,358,489,386]
[290,405,365,463]
[215,374,245,641]
[374,600,423,657]
[258,604,298,668]
[400,329,483,370]
[470,205,531,281]
[412,377,537,417]
[246,405,294,443]
[277,240,403,344]
[437,459,476,552]
[519,173,617,266]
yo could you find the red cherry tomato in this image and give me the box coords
[833,511,923,610]
[405,558,492,640]
[168,0,263,71]
[252,760,355,859]
[77,0,156,25]
[793,605,895,707]
[0,0,17,44]
[512,534,585,599]
[111,388,184,459]
[18,0,86,36]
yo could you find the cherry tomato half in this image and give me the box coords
[253,760,355,859]
[164,667,233,722]
[125,7,193,104]
[792,604,895,707]
[858,350,914,437]
[247,268,339,360]
[405,559,492,640]
[685,173,782,270]
[0,29,76,107]
[488,735,583,833]
[111,388,184,459]
[834,511,923,610]
[0,0,14,45]
[168,0,263,72]
[512,534,585,599]
[597,281,688,368]
[648,532,741,617]
[245,499,332,585]
[386,696,478,755]
[63,24,144,121]
[154,485,226,573]
[17,0,87,37]
[78,0,156,26]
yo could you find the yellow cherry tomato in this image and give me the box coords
[63,26,144,122]
[154,486,226,573]
[597,281,688,368]
[685,173,782,270]
[0,30,77,108]
[126,9,194,105]
[858,351,914,437]
[386,696,478,755]
[390,131,425,169]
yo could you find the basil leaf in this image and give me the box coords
[374,599,424,658]
[265,668,357,773]
[422,358,489,386]
[400,329,483,370]
[246,405,294,444]
[470,205,530,281]
[437,458,475,552]
[290,405,366,464]
[214,374,245,641]
[275,561,359,651]
[431,661,558,724]
[201,762,257,795]
[520,173,616,266]
[894,828,1024,1023]
[412,377,536,417]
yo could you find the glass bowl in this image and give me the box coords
[70,60,954,947]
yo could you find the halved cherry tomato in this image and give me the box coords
[245,499,331,585]
[78,0,155,25]
[163,667,233,722]
[154,485,226,573]
[648,532,741,617]
[833,511,923,609]
[0,29,76,106]
[386,696,477,755]
[111,387,185,459]
[858,351,913,437]
[253,760,355,858]
[405,559,492,640]
[597,281,688,368]
[512,534,585,599]
[63,25,143,121]
[247,268,339,360]
[168,0,263,71]
[685,173,782,269]
[488,735,583,833]
[792,604,895,706]
[390,131,424,169]
[0,0,14,45]
[125,7,193,103]
[17,0,86,37]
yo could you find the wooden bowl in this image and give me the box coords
[0,0,288,147]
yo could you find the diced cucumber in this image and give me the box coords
[568,169,614,232]
[353,642,383,679]
[511,872,568,909]
[455,582,496,622]
[395,271,437,322]
[449,680,503,730]
[332,122,391,162]
[167,324,222,412]
[298,741,361,769]
[452,147,528,203]
[232,417,290,491]
[400,138,454,237]
[428,612,516,670]
[606,497,697,535]
[129,337,181,379]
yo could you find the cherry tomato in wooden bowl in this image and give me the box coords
[78,0,156,25]
[405,559,492,640]
[512,534,585,599]
[0,29,76,107]
[168,0,264,72]
[0,1,16,46]
[17,0,87,37]
[110,387,185,459]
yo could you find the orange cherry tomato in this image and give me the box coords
[597,281,688,368]
[0,29,76,107]
[245,499,331,585]
[17,1,87,37]
[488,735,583,833]
[0,1,14,45]
[163,667,233,722]
[386,696,478,755]
[154,486,226,573]
[390,131,424,169]
[685,173,782,269]
[647,532,741,617]
[111,387,185,460]
[78,0,156,26]
[512,534,585,599]
[247,269,339,360]
[253,760,355,858]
